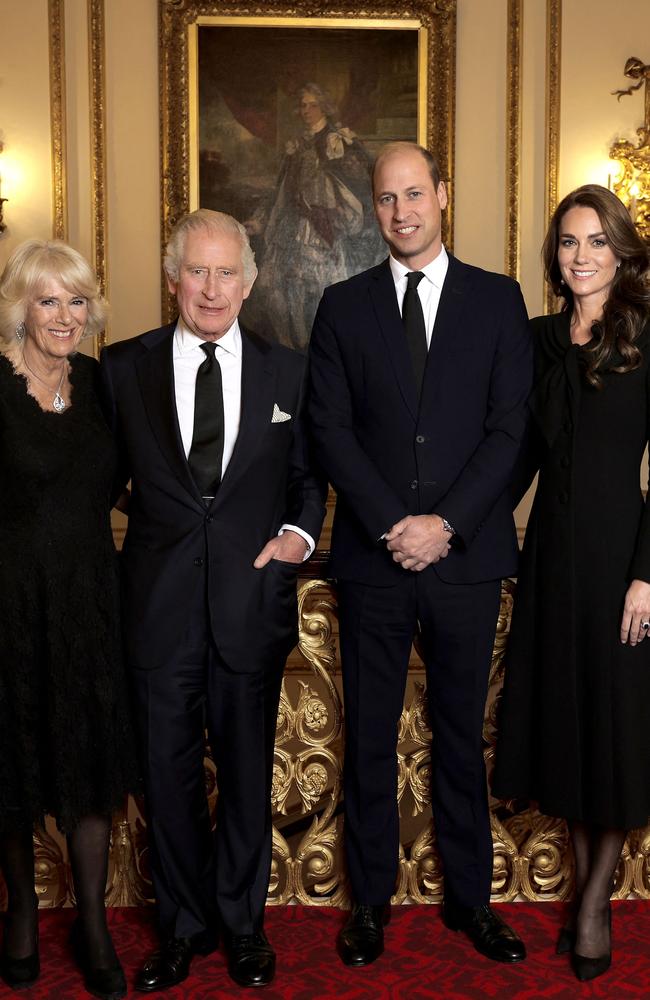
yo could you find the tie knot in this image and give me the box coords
[200,341,217,362]
[406,271,425,290]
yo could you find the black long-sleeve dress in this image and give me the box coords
[0,351,138,833]
[493,313,650,829]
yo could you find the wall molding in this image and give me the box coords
[88,0,108,349]
[48,0,68,241]
[505,0,522,280]
[544,0,561,311]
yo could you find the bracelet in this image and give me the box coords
[437,515,455,536]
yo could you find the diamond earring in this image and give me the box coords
[15,321,25,342]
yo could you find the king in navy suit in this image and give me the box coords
[100,210,325,990]
[308,143,532,966]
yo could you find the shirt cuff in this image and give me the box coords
[278,524,315,561]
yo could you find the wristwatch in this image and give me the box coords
[437,515,456,536]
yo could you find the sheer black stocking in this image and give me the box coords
[566,822,625,959]
[0,829,38,959]
[67,815,117,969]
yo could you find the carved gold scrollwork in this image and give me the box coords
[9,576,650,910]
[106,818,149,907]
[490,813,519,902]
[34,825,68,908]
[406,820,444,903]
[631,827,650,899]
[515,813,571,902]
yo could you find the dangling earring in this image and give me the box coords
[15,321,25,342]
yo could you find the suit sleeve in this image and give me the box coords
[433,280,533,543]
[308,291,408,542]
[99,347,132,502]
[282,359,328,547]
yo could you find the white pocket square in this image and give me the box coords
[271,403,292,423]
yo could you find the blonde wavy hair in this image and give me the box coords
[0,239,107,349]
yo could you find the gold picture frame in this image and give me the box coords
[159,0,457,332]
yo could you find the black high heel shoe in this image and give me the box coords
[571,903,612,982]
[0,903,40,989]
[70,919,126,1000]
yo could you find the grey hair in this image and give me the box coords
[164,209,257,285]
[0,238,107,347]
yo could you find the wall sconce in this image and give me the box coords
[0,140,6,235]
[609,57,650,241]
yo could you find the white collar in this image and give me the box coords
[389,245,449,289]
[174,317,242,358]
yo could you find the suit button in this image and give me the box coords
[410,480,418,490]
[205,514,214,523]
[415,435,426,444]
[560,456,569,468]
[194,557,204,567]
[558,491,568,504]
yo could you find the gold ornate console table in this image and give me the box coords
[5,574,650,912]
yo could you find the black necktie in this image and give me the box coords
[403,271,428,394]
[188,342,224,500]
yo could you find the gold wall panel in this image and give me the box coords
[7,576,650,909]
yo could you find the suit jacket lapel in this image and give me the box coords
[369,260,419,421]
[214,328,275,506]
[135,324,202,501]
[427,254,472,363]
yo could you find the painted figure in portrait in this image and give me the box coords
[197,25,419,350]
[247,83,385,350]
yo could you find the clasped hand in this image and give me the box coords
[620,578,650,645]
[385,514,451,572]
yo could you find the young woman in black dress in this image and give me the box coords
[493,186,650,982]
[0,240,137,999]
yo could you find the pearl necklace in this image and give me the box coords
[21,356,69,413]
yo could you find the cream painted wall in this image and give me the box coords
[104,0,161,343]
[1,0,649,531]
[560,0,650,198]
[454,0,507,271]
[0,0,53,269]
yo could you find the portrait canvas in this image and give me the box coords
[195,24,420,350]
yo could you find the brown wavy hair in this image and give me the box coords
[542,184,650,388]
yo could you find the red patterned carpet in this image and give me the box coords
[1,902,649,999]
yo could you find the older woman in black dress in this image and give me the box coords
[0,240,137,998]
[493,185,650,982]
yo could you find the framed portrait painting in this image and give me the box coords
[160,0,456,349]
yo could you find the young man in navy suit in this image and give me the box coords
[309,143,532,966]
[101,210,325,990]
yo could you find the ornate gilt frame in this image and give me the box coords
[48,0,68,241]
[159,0,457,322]
[505,0,522,280]
[544,0,561,311]
[88,0,108,350]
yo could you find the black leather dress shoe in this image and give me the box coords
[134,934,213,993]
[225,931,275,987]
[442,902,526,963]
[70,920,126,1000]
[337,904,391,967]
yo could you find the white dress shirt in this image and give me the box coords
[173,318,314,558]
[389,244,449,346]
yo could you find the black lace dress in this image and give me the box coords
[0,351,138,833]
